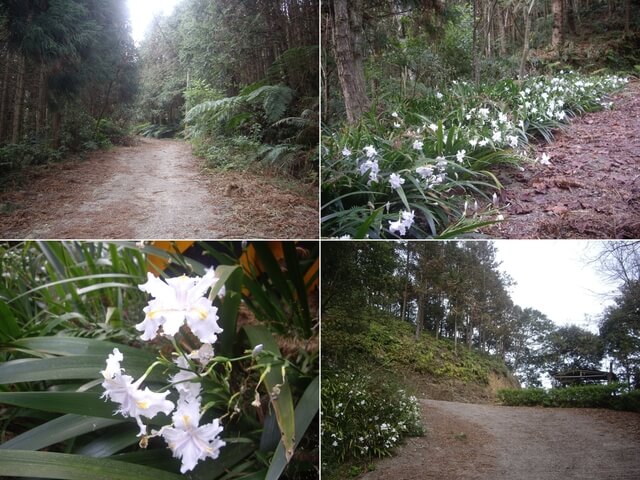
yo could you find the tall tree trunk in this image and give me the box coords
[11,54,26,144]
[401,244,412,322]
[454,316,458,355]
[35,63,48,139]
[566,0,577,35]
[472,0,479,83]
[331,0,370,123]
[416,290,424,340]
[551,0,564,51]
[94,67,120,137]
[519,1,533,79]
[51,111,62,149]
[498,9,507,56]
[0,49,12,143]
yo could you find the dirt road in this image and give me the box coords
[361,399,640,480]
[0,138,317,239]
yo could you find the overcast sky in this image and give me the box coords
[493,240,620,333]
[127,0,183,43]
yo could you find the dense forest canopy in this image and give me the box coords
[323,241,640,389]
[1,0,319,180]
[0,0,137,153]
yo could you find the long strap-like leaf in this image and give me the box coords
[0,450,182,480]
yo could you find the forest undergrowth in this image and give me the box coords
[321,71,630,238]
[321,0,640,238]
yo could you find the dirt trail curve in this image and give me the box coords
[361,399,640,480]
[0,138,317,239]
[485,81,640,238]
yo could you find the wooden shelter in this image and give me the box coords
[551,366,618,386]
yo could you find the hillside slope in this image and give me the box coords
[323,309,520,403]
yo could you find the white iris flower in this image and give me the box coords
[170,355,201,399]
[101,348,175,437]
[389,173,405,190]
[136,270,223,344]
[363,145,377,158]
[161,396,226,473]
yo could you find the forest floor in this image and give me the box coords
[484,80,640,238]
[0,138,317,238]
[360,399,640,480]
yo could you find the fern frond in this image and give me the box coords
[186,96,243,123]
[244,84,294,123]
[272,116,310,129]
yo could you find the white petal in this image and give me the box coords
[135,304,165,340]
[131,387,174,419]
[186,299,221,344]
[187,269,218,304]
[138,273,173,299]
[102,348,123,379]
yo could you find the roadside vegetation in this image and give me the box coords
[321,0,639,237]
[498,384,640,411]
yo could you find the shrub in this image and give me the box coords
[613,389,640,412]
[321,369,423,470]
[498,384,640,412]
[0,142,63,176]
[498,387,548,406]
[544,383,619,408]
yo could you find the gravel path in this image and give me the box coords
[0,138,317,239]
[360,399,640,480]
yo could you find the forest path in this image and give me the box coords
[360,399,640,480]
[485,81,640,238]
[0,138,317,238]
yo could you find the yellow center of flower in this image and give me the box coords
[136,400,150,409]
[194,307,208,320]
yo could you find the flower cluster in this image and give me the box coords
[322,72,628,238]
[321,371,424,468]
[101,270,226,473]
[136,269,222,343]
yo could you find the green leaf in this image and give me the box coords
[266,376,319,480]
[0,450,183,479]
[0,392,119,418]
[0,299,20,341]
[74,426,140,457]
[8,274,138,304]
[355,206,383,240]
[75,283,137,296]
[0,354,164,384]
[210,265,240,299]
[0,415,123,451]
[7,337,156,362]
[395,186,411,212]
[216,268,243,357]
[244,325,296,463]
[251,244,294,306]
